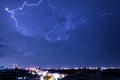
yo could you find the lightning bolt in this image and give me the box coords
[5,0,88,41]
[45,8,74,41]
[5,0,43,36]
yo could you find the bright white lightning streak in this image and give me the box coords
[5,0,74,41]
[45,8,73,41]
[5,0,43,28]
[5,0,57,38]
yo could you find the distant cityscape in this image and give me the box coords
[0,64,120,80]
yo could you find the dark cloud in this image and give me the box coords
[0,0,120,68]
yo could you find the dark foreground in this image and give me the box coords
[0,67,120,80]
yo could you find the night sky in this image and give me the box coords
[0,0,120,68]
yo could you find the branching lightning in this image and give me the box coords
[5,0,43,36]
[45,7,74,41]
[5,0,88,41]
